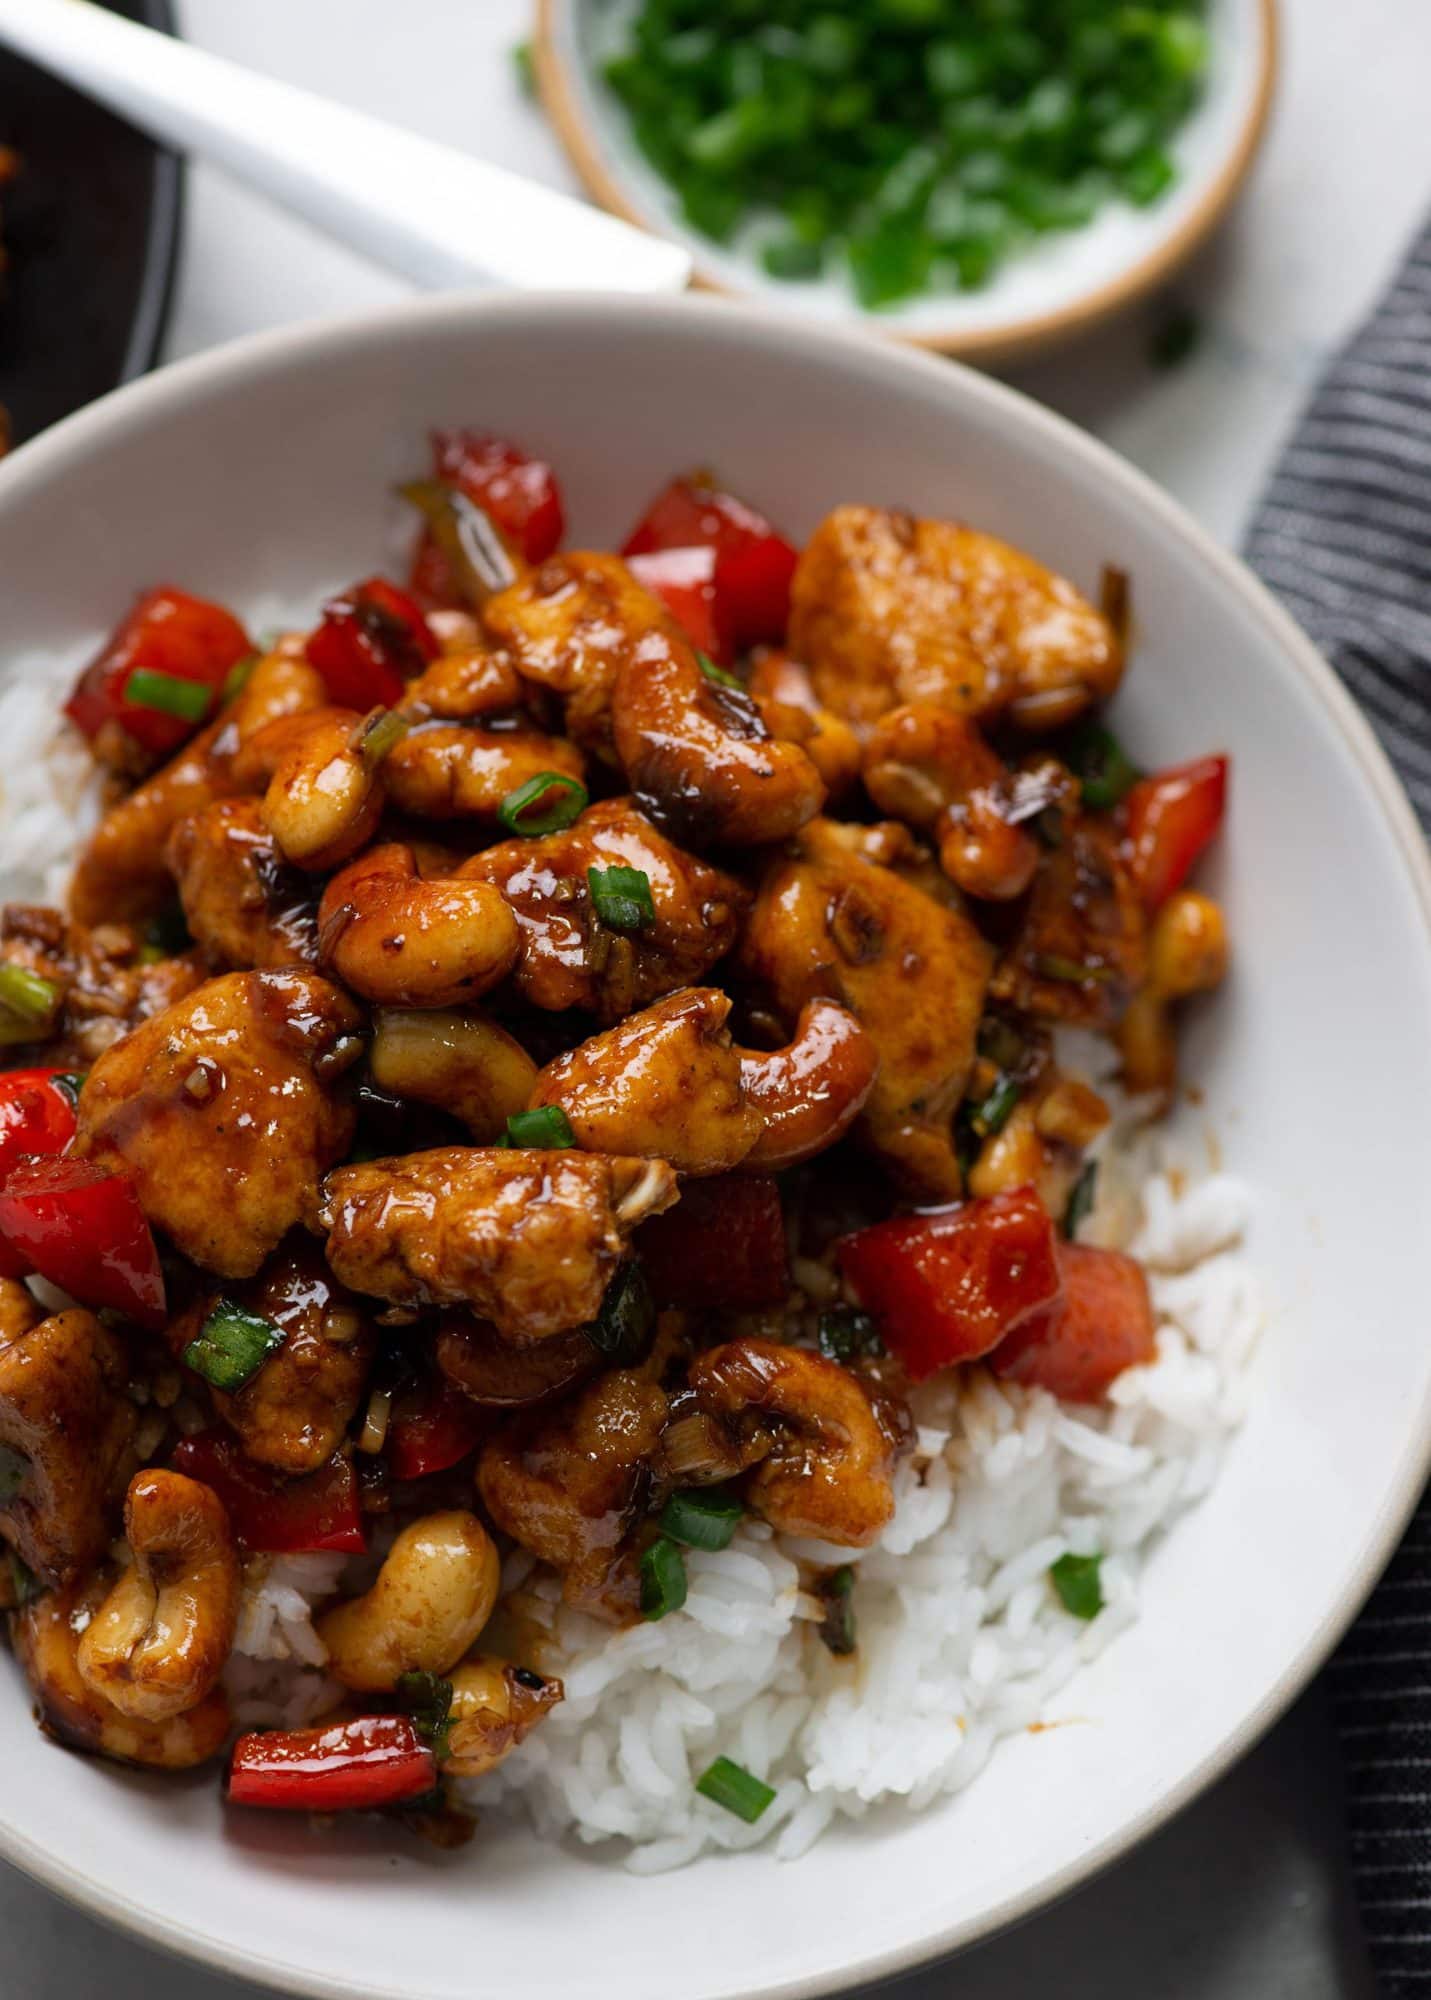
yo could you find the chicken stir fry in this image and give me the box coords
[0,439,1228,1832]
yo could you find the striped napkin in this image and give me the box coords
[1244,223,1431,1993]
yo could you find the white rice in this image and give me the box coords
[1,634,1264,1870]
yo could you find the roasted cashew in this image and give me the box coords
[250,706,386,872]
[316,1510,499,1692]
[1118,890,1229,1094]
[317,844,520,1008]
[77,1469,239,1723]
[383,725,584,822]
[435,1317,596,1408]
[370,1006,537,1140]
[862,703,1043,902]
[400,643,524,722]
[687,1338,907,1547]
[747,651,861,798]
[611,637,825,847]
[441,1657,563,1779]
[15,1573,230,1770]
[739,998,879,1171]
[0,1277,40,1350]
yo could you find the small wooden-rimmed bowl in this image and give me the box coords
[535,0,1277,365]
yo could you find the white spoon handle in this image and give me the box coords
[0,0,692,295]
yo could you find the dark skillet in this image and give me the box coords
[0,0,181,447]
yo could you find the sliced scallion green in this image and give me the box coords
[355,708,412,768]
[496,771,588,838]
[220,652,259,707]
[696,1755,776,1823]
[659,1488,743,1552]
[123,668,214,723]
[1050,1551,1104,1620]
[816,1305,883,1364]
[1067,722,1141,810]
[49,1072,87,1109]
[1063,1160,1099,1240]
[696,651,742,691]
[587,864,656,933]
[585,1259,655,1365]
[640,1536,688,1620]
[0,964,60,1045]
[396,1669,455,1756]
[1031,954,1115,986]
[817,1565,857,1657]
[183,1298,284,1393]
[504,1105,575,1150]
[969,1074,1020,1139]
[400,480,516,604]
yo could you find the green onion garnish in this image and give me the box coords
[976,1016,1026,1074]
[587,864,655,933]
[0,964,60,1045]
[123,668,215,724]
[817,1565,857,1658]
[586,1259,655,1365]
[396,1669,455,1756]
[969,1074,1020,1140]
[1050,1551,1104,1620]
[400,480,517,604]
[503,1105,575,1150]
[183,1298,284,1393]
[1067,722,1141,811]
[1063,1160,1099,1241]
[7,1553,40,1606]
[696,1755,776,1824]
[0,1444,29,1503]
[659,1488,743,1552]
[816,1305,883,1364]
[356,708,412,768]
[49,1072,87,1109]
[640,1537,688,1620]
[696,651,741,690]
[496,771,588,838]
[1031,954,1115,986]
[220,652,259,707]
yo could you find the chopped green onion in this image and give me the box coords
[220,652,259,707]
[587,864,655,933]
[183,1298,284,1393]
[969,1074,1020,1139]
[0,1444,28,1503]
[123,668,215,723]
[818,1565,857,1657]
[496,771,588,838]
[396,1670,455,1756]
[503,1104,575,1150]
[1063,1160,1099,1240]
[659,1488,743,1552]
[512,39,537,98]
[817,1304,883,1364]
[696,651,742,691]
[1031,954,1115,986]
[49,1071,86,1109]
[976,1016,1026,1074]
[1067,722,1141,810]
[640,1537,688,1620]
[696,1755,776,1823]
[585,1259,655,1365]
[1050,1551,1104,1620]
[355,707,412,768]
[0,964,60,1045]
[7,1553,40,1606]
[400,480,516,604]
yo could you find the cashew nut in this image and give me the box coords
[435,1317,597,1407]
[316,1510,500,1692]
[76,1469,239,1722]
[383,725,584,822]
[862,703,1043,902]
[441,1657,563,1779]
[317,843,520,1008]
[247,706,386,872]
[1118,890,1229,1095]
[747,651,861,798]
[739,998,879,1171]
[370,1006,537,1140]
[401,643,524,722]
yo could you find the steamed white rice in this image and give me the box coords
[0,644,1263,1870]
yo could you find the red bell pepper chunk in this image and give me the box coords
[990,1243,1156,1404]
[0,1155,165,1328]
[837,1187,1063,1383]
[386,1377,488,1482]
[170,1430,367,1554]
[621,473,798,650]
[636,1173,789,1311]
[64,586,252,759]
[0,1070,81,1277]
[627,546,730,664]
[229,1715,435,1812]
[407,430,566,603]
[305,576,438,711]
[1124,754,1228,912]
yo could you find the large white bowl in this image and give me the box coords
[1,294,1429,2000]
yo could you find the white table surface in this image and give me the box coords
[5,1,1431,1992]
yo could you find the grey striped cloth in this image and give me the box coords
[1244,221,1431,1993]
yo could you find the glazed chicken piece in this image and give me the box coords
[76,970,363,1279]
[789,506,1123,735]
[478,1368,671,1619]
[741,817,991,1199]
[460,797,748,1021]
[0,903,205,1063]
[747,650,862,799]
[0,1309,137,1585]
[165,797,319,971]
[170,1244,375,1474]
[483,551,687,759]
[400,643,526,723]
[382,724,585,824]
[320,1146,677,1344]
[990,813,1147,1033]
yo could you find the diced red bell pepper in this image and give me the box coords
[408,430,566,603]
[171,1430,367,1554]
[64,587,252,759]
[0,1155,165,1327]
[0,1070,81,1277]
[990,1242,1156,1403]
[621,473,798,650]
[636,1173,789,1311]
[386,1376,489,1482]
[229,1715,435,1812]
[305,576,438,711]
[627,546,730,665]
[1123,755,1228,912]
[837,1187,1062,1383]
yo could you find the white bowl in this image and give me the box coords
[535,0,1277,361]
[1,293,1429,2000]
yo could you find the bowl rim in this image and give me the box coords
[532,0,1279,364]
[0,285,1427,2000]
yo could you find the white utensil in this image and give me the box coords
[0,0,692,296]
